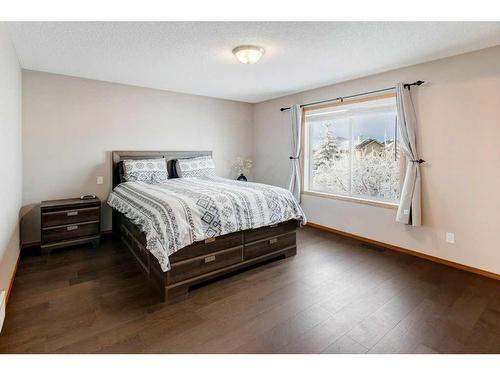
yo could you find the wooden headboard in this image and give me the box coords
[111,150,212,189]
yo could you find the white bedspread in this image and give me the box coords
[107,176,306,271]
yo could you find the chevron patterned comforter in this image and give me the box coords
[107,176,306,271]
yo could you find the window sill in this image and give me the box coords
[302,190,399,210]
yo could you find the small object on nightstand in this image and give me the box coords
[40,196,101,254]
[80,194,97,200]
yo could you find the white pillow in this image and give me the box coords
[123,158,168,184]
[176,156,216,178]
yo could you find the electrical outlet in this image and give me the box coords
[96,176,103,185]
[446,232,455,244]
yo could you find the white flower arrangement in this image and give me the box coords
[232,157,254,176]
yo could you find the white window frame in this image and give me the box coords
[301,93,402,209]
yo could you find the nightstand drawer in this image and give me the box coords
[42,206,100,227]
[41,221,100,243]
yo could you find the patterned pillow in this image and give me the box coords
[122,158,168,184]
[176,156,216,178]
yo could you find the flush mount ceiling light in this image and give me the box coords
[232,45,265,64]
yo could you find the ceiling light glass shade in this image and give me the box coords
[232,45,265,64]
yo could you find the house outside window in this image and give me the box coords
[303,94,402,206]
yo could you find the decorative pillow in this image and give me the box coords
[176,156,216,178]
[122,158,168,184]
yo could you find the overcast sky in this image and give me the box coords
[310,111,397,146]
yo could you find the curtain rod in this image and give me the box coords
[279,80,424,112]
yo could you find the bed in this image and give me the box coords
[109,150,305,302]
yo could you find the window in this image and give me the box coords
[303,94,401,205]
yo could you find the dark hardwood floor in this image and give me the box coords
[1,227,499,354]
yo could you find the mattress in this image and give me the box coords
[107,176,305,271]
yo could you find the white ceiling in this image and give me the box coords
[7,22,500,103]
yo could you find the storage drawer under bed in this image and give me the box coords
[244,220,297,243]
[169,231,243,263]
[244,232,296,260]
[121,223,150,272]
[168,246,243,284]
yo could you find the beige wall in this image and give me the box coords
[0,24,22,293]
[19,45,500,275]
[22,71,254,243]
[253,46,500,275]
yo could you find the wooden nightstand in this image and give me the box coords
[40,197,101,253]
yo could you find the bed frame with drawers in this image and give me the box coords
[112,151,299,302]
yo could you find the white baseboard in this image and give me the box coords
[0,290,5,333]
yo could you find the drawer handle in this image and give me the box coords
[204,255,216,263]
[67,211,79,216]
[205,238,216,244]
[67,225,79,231]
[270,224,278,228]
[269,237,278,244]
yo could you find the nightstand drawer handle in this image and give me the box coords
[67,211,79,216]
[269,237,278,244]
[67,225,79,231]
[204,255,216,263]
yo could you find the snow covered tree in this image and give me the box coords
[312,125,344,172]
[351,142,400,201]
[311,124,350,194]
[311,128,400,202]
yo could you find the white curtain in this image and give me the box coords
[396,83,422,226]
[288,104,302,202]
